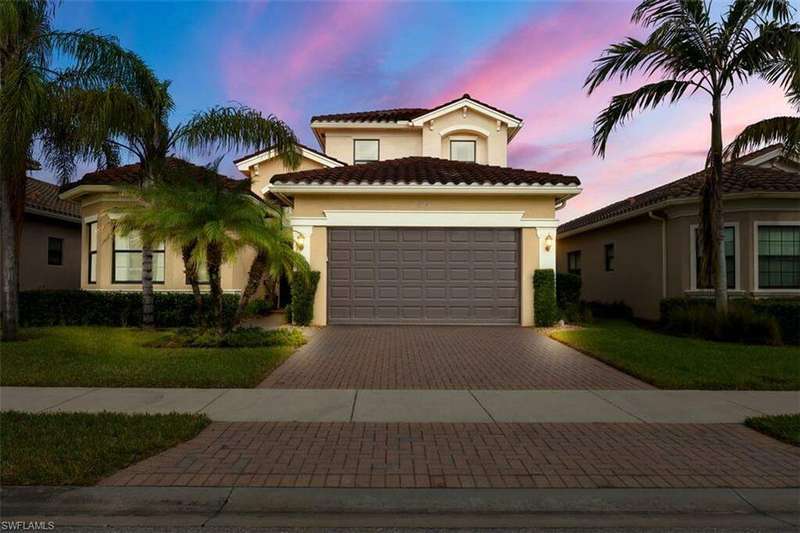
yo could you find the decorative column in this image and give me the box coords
[536,227,556,271]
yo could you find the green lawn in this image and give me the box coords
[550,321,800,390]
[745,414,800,446]
[0,326,301,388]
[0,411,209,485]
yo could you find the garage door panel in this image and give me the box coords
[328,227,519,324]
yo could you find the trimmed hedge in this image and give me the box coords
[19,290,238,328]
[556,273,581,310]
[533,269,558,327]
[586,300,634,320]
[288,271,320,326]
[660,297,799,345]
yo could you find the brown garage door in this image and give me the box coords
[327,227,520,324]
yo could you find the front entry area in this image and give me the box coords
[327,227,520,325]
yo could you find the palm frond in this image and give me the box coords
[725,115,800,160]
[175,105,300,169]
[592,79,693,157]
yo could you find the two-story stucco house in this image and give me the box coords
[60,94,582,326]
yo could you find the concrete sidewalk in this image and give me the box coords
[2,486,798,528]
[1,386,797,422]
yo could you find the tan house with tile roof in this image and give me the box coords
[557,145,800,320]
[8,178,82,293]
[62,94,582,326]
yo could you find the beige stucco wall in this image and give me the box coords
[323,130,423,165]
[19,214,81,291]
[250,157,325,193]
[422,109,508,167]
[520,228,539,327]
[558,197,800,320]
[77,196,248,292]
[317,107,510,166]
[292,194,555,220]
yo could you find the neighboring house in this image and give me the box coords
[61,94,582,326]
[557,145,800,320]
[20,177,82,291]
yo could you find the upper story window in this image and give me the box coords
[48,237,63,266]
[757,224,799,289]
[87,222,97,284]
[694,226,736,289]
[567,251,581,276]
[353,139,379,164]
[604,243,615,272]
[113,229,165,284]
[450,140,476,162]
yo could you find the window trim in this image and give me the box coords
[47,236,63,266]
[111,231,165,285]
[604,242,615,272]
[754,221,800,293]
[567,250,581,276]
[87,222,97,284]
[353,139,380,164]
[449,139,477,163]
[689,222,740,291]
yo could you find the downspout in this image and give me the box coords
[648,211,667,299]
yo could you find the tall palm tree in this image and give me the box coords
[0,0,150,340]
[585,0,799,313]
[116,167,308,331]
[86,78,299,327]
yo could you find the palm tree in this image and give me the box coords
[86,77,299,328]
[585,0,800,313]
[0,0,151,340]
[116,167,308,331]
[727,115,800,159]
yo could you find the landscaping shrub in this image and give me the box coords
[244,298,273,318]
[19,290,238,328]
[150,326,306,348]
[585,300,633,320]
[661,298,800,344]
[288,271,320,326]
[556,272,581,310]
[562,302,594,324]
[533,269,558,327]
[660,298,785,345]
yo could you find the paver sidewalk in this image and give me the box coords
[1,386,797,423]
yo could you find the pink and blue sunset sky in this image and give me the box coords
[50,0,797,222]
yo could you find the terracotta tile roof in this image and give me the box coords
[60,157,246,193]
[26,177,80,219]
[310,94,522,124]
[271,156,580,187]
[232,143,346,166]
[559,146,799,235]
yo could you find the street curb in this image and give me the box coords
[1,486,798,528]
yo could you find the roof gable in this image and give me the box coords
[234,143,346,171]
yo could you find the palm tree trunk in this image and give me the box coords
[701,93,728,314]
[181,240,203,318]
[141,245,154,328]
[0,167,20,341]
[233,250,268,326]
[206,241,224,331]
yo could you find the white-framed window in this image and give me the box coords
[450,140,476,162]
[112,230,165,284]
[689,222,739,290]
[353,139,379,164]
[87,222,97,284]
[755,222,800,291]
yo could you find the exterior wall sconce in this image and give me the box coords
[295,232,305,251]
[544,234,553,252]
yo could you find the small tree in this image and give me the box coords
[117,167,308,332]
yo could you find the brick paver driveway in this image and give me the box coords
[260,326,649,389]
[101,421,800,489]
